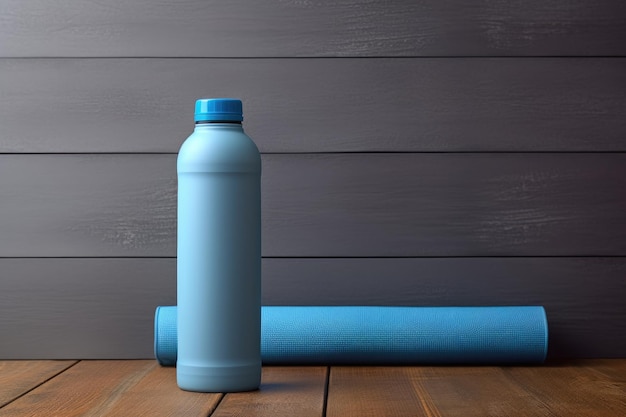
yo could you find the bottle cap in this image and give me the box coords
[194,98,243,122]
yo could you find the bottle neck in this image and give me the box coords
[195,120,242,125]
[194,121,244,131]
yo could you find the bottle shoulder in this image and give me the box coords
[178,127,261,173]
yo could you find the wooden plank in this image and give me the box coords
[1,154,625,257]
[407,367,552,417]
[581,358,626,381]
[1,58,626,153]
[1,1,625,57]
[0,259,175,359]
[500,360,626,416]
[0,155,176,257]
[326,367,427,417]
[0,361,222,416]
[327,362,626,416]
[211,367,327,417]
[0,361,77,408]
[2,361,623,416]
[261,153,626,257]
[1,258,624,359]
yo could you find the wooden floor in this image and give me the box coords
[0,360,624,416]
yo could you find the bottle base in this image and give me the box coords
[177,361,261,393]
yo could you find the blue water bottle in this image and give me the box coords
[177,98,262,392]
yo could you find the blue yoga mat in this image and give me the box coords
[155,305,548,366]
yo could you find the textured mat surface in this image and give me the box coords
[155,305,548,366]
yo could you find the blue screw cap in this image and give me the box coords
[194,98,243,122]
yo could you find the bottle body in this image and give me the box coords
[177,119,261,392]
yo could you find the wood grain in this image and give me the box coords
[211,367,327,417]
[1,58,625,152]
[0,154,176,257]
[1,154,625,257]
[1,0,625,57]
[327,362,626,416]
[1,258,624,359]
[0,361,77,408]
[581,358,626,381]
[500,361,626,416]
[326,367,426,417]
[262,153,626,257]
[2,361,624,416]
[0,361,222,416]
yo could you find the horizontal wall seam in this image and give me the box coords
[3,151,626,156]
[1,256,626,260]
[1,56,626,60]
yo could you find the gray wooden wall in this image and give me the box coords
[1,0,625,360]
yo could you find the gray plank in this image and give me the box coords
[0,155,177,257]
[263,154,626,257]
[2,58,625,153]
[1,154,625,257]
[0,258,176,359]
[0,258,624,359]
[1,1,625,57]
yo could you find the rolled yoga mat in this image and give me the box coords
[155,305,548,366]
